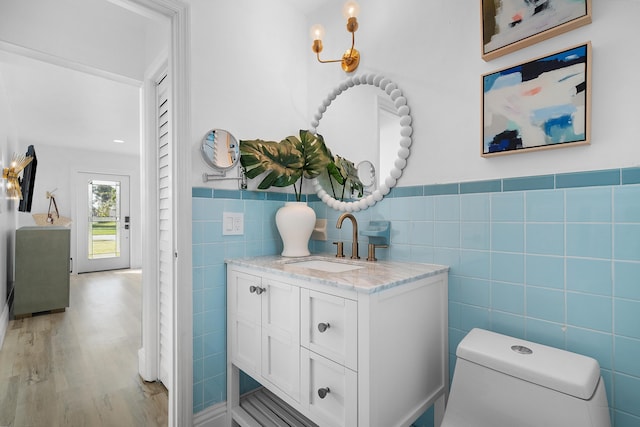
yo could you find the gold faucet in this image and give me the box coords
[336,213,360,259]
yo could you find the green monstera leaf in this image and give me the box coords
[240,130,331,201]
[240,138,304,189]
[298,130,332,179]
[333,155,364,199]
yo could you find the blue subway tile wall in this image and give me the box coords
[191,195,285,412]
[621,167,640,185]
[503,174,555,192]
[556,169,621,189]
[193,166,640,425]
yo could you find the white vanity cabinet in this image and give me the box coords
[228,270,301,402]
[300,288,359,426]
[226,257,449,427]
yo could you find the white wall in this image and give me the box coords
[307,0,640,186]
[188,0,311,191]
[189,0,640,192]
[0,69,18,346]
[16,143,142,271]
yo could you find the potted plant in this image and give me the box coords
[240,130,331,257]
[240,129,331,201]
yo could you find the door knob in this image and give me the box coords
[249,285,265,295]
[317,387,330,399]
[317,322,330,333]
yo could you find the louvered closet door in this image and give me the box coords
[157,72,173,387]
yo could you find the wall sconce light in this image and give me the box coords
[310,1,361,73]
[2,153,33,199]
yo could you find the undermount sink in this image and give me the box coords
[286,259,364,273]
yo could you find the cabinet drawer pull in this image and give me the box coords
[249,285,257,293]
[317,387,330,399]
[249,286,266,295]
[317,322,330,333]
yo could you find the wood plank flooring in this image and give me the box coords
[0,269,168,427]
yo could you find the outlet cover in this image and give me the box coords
[222,212,244,235]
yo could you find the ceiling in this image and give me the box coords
[0,0,166,157]
[0,0,335,158]
[0,51,142,156]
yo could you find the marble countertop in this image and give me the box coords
[225,255,449,294]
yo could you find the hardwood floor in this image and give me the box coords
[0,269,168,427]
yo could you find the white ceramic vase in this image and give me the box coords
[275,201,316,257]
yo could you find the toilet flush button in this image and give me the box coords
[511,345,533,355]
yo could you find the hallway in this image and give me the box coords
[0,269,168,426]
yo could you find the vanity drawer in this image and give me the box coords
[301,289,357,370]
[301,348,357,427]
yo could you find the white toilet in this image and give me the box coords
[441,328,611,427]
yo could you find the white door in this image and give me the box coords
[76,172,130,273]
[156,71,173,387]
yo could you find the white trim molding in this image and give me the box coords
[194,403,227,427]
[126,0,192,426]
[170,2,194,425]
[0,40,142,87]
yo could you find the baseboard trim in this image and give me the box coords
[137,347,157,382]
[193,402,226,427]
[0,302,9,350]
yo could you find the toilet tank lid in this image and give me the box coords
[456,329,601,400]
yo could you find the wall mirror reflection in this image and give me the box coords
[310,74,413,212]
[200,128,239,171]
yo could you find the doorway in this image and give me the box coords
[76,172,131,273]
[0,0,192,423]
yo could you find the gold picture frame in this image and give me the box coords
[482,42,592,157]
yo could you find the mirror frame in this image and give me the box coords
[309,73,413,212]
[200,128,240,171]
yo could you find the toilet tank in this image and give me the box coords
[441,329,611,427]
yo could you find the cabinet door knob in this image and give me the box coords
[317,387,330,399]
[317,322,330,333]
[249,286,266,294]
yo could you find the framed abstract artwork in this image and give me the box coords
[481,0,591,61]
[482,42,591,157]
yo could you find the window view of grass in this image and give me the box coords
[92,221,117,235]
[90,221,120,257]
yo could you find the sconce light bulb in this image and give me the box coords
[342,1,360,18]
[310,24,325,41]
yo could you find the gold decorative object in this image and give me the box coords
[310,1,361,73]
[2,153,33,199]
[32,189,72,227]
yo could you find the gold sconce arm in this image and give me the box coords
[310,1,361,73]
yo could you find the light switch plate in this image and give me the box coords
[222,212,244,235]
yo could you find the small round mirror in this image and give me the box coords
[200,129,239,170]
[356,160,376,194]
